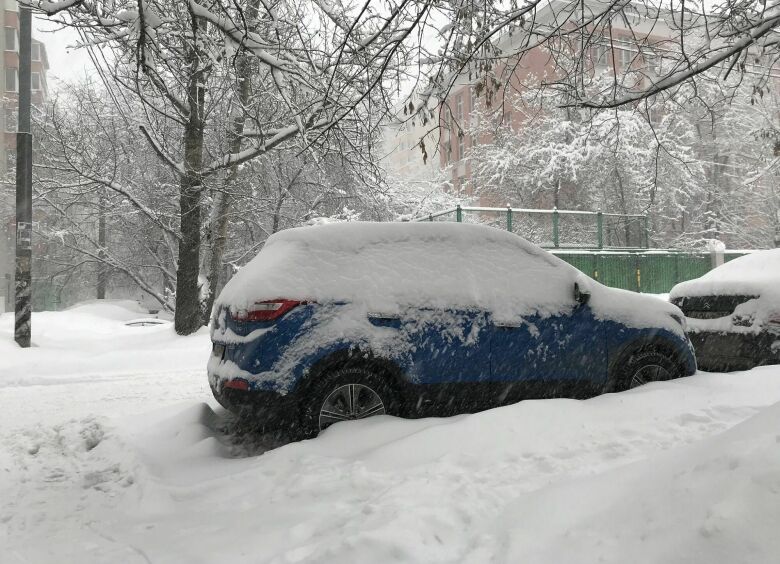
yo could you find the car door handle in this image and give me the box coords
[494,321,523,328]
[367,312,401,321]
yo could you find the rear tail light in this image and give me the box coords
[224,378,250,391]
[232,299,301,322]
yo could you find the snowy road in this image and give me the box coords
[2,303,780,563]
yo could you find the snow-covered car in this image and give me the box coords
[670,249,780,371]
[208,222,695,436]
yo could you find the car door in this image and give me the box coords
[403,308,492,384]
[489,303,607,399]
[370,307,492,414]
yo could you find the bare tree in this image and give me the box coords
[31,0,401,332]
[26,0,780,324]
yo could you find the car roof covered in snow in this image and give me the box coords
[670,249,780,299]
[215,222,684,334]
[216,222,576,318]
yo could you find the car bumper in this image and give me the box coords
[688,329,780,371]
[210,381,299,427]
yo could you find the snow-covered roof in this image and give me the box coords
[216,222,684,334]
[670,248,780,298]
[216,222,575,318]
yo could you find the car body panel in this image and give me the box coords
[489,305,607,385]
[670,293,780,372]
[209,300,696,419]
[684,327,779,371]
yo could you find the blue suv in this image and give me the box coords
[208,222,696,437]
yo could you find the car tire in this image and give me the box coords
[298,367,399,438]
[609,346,682,393]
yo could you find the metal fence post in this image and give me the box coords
[456,205,462,223]
[674,253,680,286]
[643,216,650,248]
[552,207,559,248]
[635,254,642,292]
[506,206,513,232]
[597,211,603,249]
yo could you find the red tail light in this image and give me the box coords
[232,299,301,322]
[224,378,250,391]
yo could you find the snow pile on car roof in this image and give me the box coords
[670,249,780,298]
[216,222,578,318]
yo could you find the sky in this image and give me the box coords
[34,14,95,90]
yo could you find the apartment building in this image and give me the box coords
[437,1,687,196]
[2,2,49,176]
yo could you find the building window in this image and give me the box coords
[444,141,452,164]
[4,107,16,132]
[592,43,609,69]
[470,87,477,112]
[4,27,16,52]
[619,47,633,70]
[5,68,17,92]
[456,94,463,123]
[457,175,466,194]
[648,104,663,125]
[645,51,663,75]
[31,43,40,61]
[503,112,512,129]
[458,134,465,161]
[31,72,41,91]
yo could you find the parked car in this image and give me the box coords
[670,249,780,371]
[208,222,695,436]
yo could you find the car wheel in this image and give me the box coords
[611,347,681,392]
[298,367,398,437]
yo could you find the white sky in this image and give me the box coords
[34,14,95,90]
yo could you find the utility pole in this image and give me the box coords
[97,188,106,299]
[14,4,32,347]
[775,210,780,248]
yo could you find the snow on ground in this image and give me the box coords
[0,300,212,426]
[2,301,780,563]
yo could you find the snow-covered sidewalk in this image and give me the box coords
[1,303,779,563]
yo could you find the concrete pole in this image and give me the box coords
[14,4,33,347]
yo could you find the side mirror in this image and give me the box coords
[574,282,591,306]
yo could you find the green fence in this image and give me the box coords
[552,251,749,294]
[419,205,650,249]
[416,205,752,293]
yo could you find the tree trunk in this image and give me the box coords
[272,186,287,234]
[174,46,206,335]
[200,0,261,325]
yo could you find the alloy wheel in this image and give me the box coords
[629,364,672,389]
[319,383,386,431]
